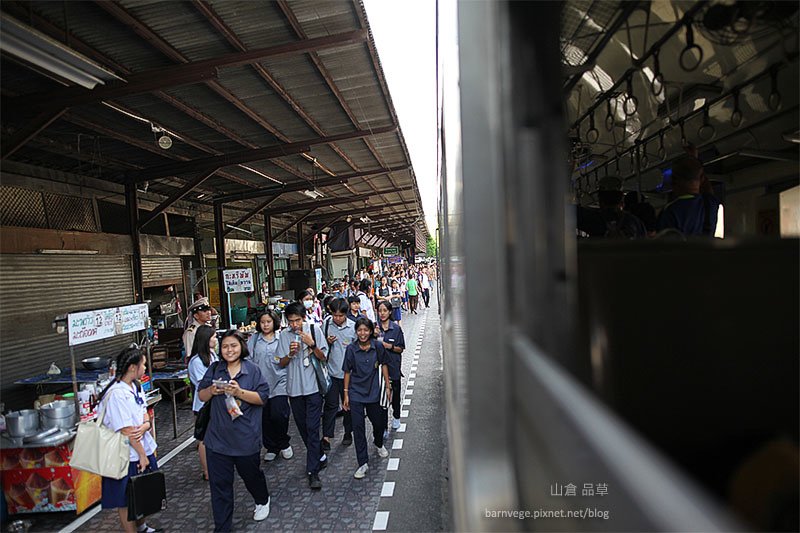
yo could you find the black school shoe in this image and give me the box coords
[318,456,328,470]
[321,439,331,452]
[342,433,353,446]
[308,473,322,490]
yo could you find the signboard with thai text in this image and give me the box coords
[223,268,254,293]
[68,303,148,346]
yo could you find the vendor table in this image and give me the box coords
[0,392,161,517]
[16,368,187,439]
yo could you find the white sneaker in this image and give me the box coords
[354,463,369,479]
[377,445,389,458]
[392,418,401,430]
[264,452,277,462]
[254,499,270,521]
[280,446,293,459]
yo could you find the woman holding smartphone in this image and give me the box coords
[198,331,271,531]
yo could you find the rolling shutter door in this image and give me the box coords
[0,254,136,409]
[142,257,183,288]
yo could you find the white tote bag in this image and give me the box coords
[70,396,131,480]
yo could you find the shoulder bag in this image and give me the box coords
[70,390,131,480]
[194,361,219,441]
[309,324,332,395]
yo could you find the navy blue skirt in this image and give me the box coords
[391,307,402,321]
[101,454,159,509]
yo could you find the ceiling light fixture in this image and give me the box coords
[1,14,121,89]
[302,189,324,199]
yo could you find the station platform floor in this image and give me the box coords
[26,294,448,532]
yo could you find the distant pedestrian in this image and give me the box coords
[406,276,419,314]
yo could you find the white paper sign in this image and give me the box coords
[68,303,149,346]
[223,268,254,293]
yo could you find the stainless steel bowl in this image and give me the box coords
[39,400,77,429]
[82,356,110,370]
[6,410,40,437]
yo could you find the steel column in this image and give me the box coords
[297,221,306,271]
[264,214,275,296]
[125,182,144,302]
[213,202,229,328]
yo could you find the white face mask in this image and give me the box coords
[303,300,314,310]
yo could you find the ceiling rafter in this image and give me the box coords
[276,0,405,206]
[126,125,397,182]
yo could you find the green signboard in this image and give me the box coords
[383,247,400,256]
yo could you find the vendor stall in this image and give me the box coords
[1,303,164,516]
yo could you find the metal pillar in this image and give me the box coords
[297,220,305,270]
[213,202,229,328]
[264,213,275,296]
[125,182,143,302]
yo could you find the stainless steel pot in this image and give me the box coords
[6,410,39,437]
[39,400,77,429]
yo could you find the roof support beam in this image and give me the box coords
[223,195,281,237]
[14,22,368,110]
[305,202,417,222]
[261,185,414,216]
[126,125,396,182]
[138,169,218,229]
[1,109,66,158]
[216,165,409,203]
[271,208,318,242]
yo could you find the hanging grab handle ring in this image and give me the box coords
[769,68,782,111]
[605,99,615,131]
[586,112,599,144]
[697,106,716,141]
[651,50,665,97]
[657,131,666,161]
[730,90,743,128]
[623,75,639,116]
[679,22,703,72]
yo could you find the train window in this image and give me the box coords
[780,185,800,236]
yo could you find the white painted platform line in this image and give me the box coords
[381,481,396,497]
[387,458,400,470]
[411,366,418,371]
[403,398,412,405]
[409,373,416,379]
[392,439,404,450]
[398,423,407,432]
[405,388,413,395]
[407,380,415,386]
[400,410,409,418]
[373,511,390,530]
[59,434,196,533]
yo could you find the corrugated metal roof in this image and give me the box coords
[1,0,428,242]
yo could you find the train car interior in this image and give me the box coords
[439,1,798,531]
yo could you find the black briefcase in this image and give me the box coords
[127,470,167,521]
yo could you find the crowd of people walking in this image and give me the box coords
[98,261,437,532]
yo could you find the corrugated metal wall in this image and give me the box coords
[142,256,183,288]
[0,254,135,410]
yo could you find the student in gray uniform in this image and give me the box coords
[322,298,356,450]
[274,301,329,490]
[247,310,293,462]
[343,317,391,479]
